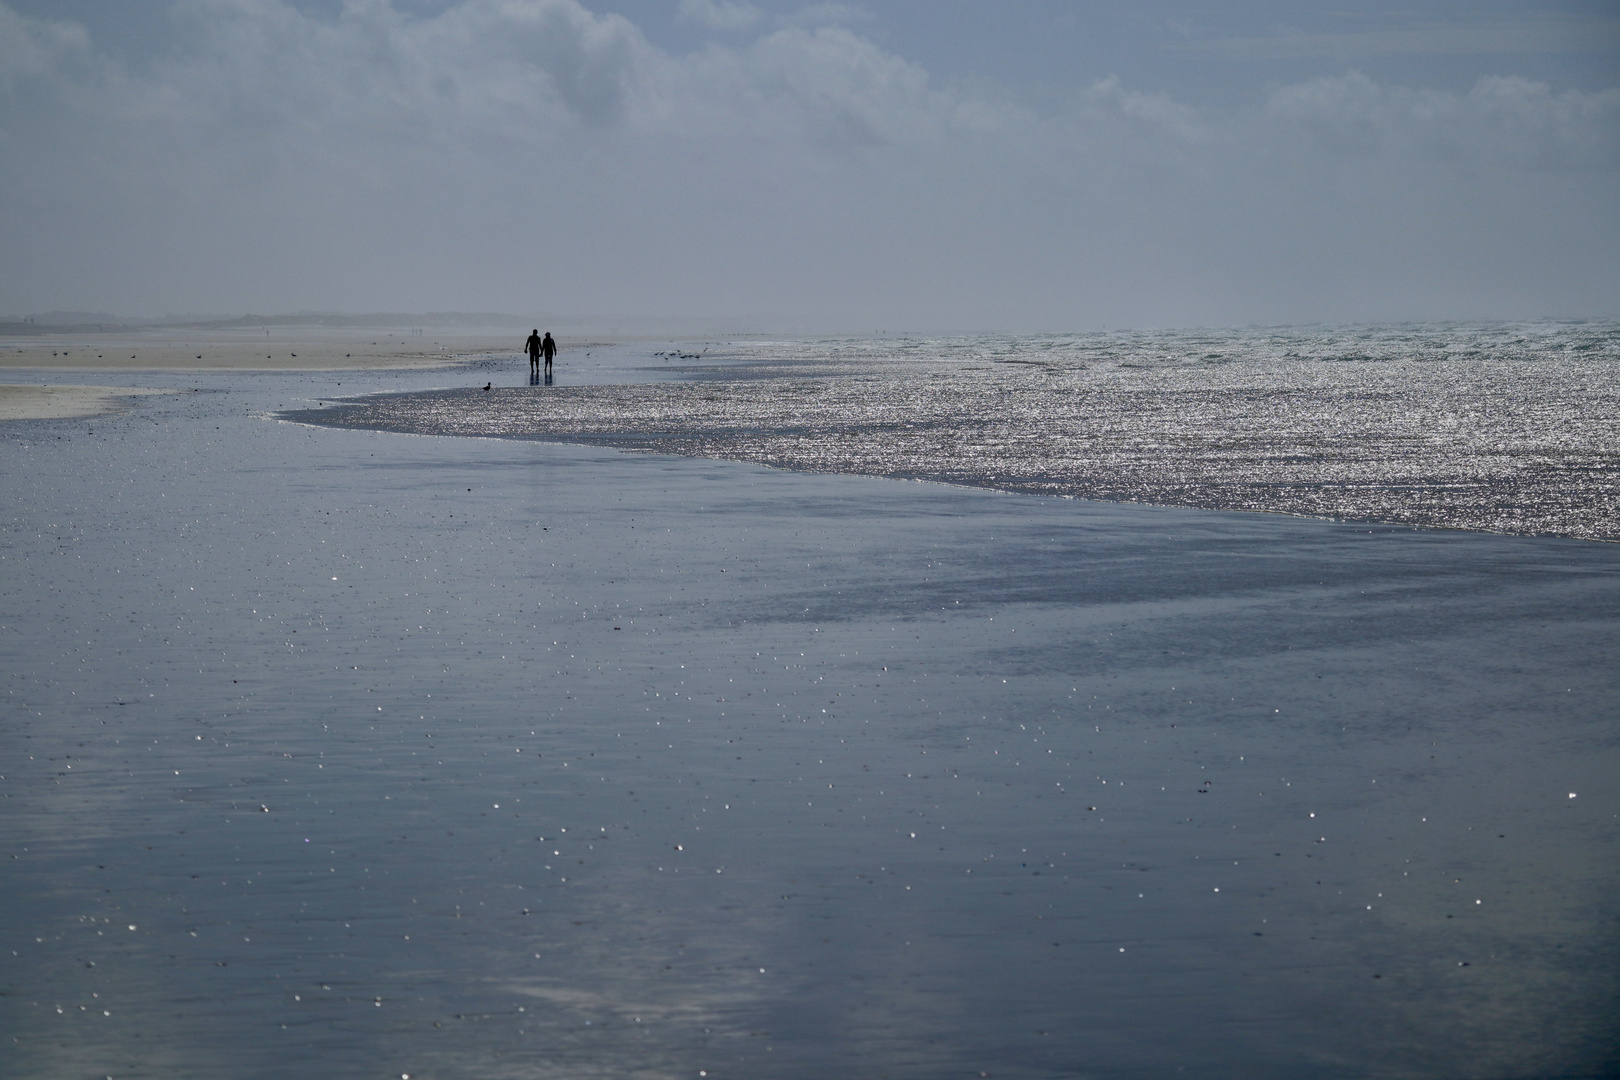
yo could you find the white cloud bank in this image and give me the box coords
[677,0,762,33]
[0,0,1616,328]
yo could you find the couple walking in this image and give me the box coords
[525,330,556,376]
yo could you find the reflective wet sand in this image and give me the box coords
[0,384,177,420]
[290,323,1620,541]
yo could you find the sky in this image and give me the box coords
[1,0,1616,331]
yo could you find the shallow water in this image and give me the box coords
[302,321,1620,541]
[3,354,1619,1078]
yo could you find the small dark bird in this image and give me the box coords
[482,382,492,391]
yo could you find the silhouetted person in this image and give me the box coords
[525,329,542,376]
[541,332,556,375]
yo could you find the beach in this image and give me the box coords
[0,327,508,374]
[2,341,1617,1078]
[0,325,511,420]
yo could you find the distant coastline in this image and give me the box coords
[0,312,538,337]
[0,312,841,339]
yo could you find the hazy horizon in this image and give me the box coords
[5,310,1620,340]
[2,0,1617,332]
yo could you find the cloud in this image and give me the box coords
[156,0,653,129]
[783,4,875,29]
[1184,17,1620,61]
[0,0,1615,327]
[1263,71,1620,169]
[0,2,91,85]
[677,0,761,33]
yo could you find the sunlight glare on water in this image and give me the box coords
[291,321,1620,540]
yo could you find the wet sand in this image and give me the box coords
[2,364,1617,1079]
[0,384,178,420]
[294,356,1620,541]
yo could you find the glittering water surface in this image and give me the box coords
[293,322,1620,541]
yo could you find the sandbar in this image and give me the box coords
[0,384,177,420]
[0,329,515,371]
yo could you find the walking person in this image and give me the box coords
[541,332,556,375]
[525,329,542,377]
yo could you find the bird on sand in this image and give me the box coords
[483,382,492,391]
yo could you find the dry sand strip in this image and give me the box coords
[0,333,513,371]
[0,384,179,421]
